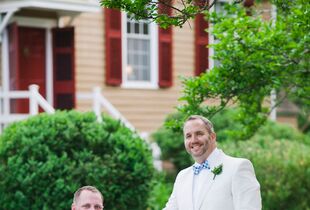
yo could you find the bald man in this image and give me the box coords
[72,186,104,210]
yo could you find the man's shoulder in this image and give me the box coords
[176,165,193,178]
[221,151,253,166]
[179,165,193,174]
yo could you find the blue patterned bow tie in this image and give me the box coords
[193,160,210,175]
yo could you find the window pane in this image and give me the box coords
[134,23,139,34]
[143,23,149,34]
[127,38,150,81]
[127,22,131,33]
[126,15,152,82]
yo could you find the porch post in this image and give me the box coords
[93,87,102,123]
[46,28,53,106]
[1,28,10,115]
[29,85,39,115]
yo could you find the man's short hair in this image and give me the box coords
[73,186,103,204]
[184,115,215,134]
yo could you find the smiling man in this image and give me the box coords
[163,115,262,210]
[72,186,104,210]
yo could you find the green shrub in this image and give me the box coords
[147,172,173,210]
[0,111,154,210]
[220,137,310,210]
[256,121,308,142]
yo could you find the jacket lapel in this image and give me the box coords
[196,150,225,210]
[196,170,215,210]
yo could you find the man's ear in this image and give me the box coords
[210,132,216,141]
[71,204,76,210]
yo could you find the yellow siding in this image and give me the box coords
[72,12,105,93]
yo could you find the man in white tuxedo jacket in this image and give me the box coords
[163,115,262,210]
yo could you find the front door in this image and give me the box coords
[8,24,76,113]
[9,25,46,113]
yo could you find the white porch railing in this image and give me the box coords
[0,85,134,132]
[0,84,55,133]
[77,87,135,131]
[0,85,162,170]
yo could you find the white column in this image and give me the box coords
[1,28,10,115]
[93,87,102,122]
[29,85,39,115]
[46,28,53,105]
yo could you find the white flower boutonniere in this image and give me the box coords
[211,164,223,180]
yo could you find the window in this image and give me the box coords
[122,13,158,89]
[105,8,172,88]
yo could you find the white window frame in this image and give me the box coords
[121,12,159,89]
[209,0,230,69]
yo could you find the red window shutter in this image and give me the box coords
[105,8,122,86]
[158,1,173,88]
[52,27,76,110]
[243,0,254,7]
[194,13,209,76]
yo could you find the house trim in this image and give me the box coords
[0,0,100,14]
[10,16,57,28]
[1,29,10,115]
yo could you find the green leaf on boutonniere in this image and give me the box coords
[211,164,223,180]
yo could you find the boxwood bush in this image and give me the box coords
[0,111,155,210]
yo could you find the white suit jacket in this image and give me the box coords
[163,149,261,210]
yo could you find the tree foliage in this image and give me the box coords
[100,0,247,28]
[170,1,309,139]
[100,0,309,138]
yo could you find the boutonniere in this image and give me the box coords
[211,164,223,180]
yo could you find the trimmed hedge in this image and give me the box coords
[0,111,154,210]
